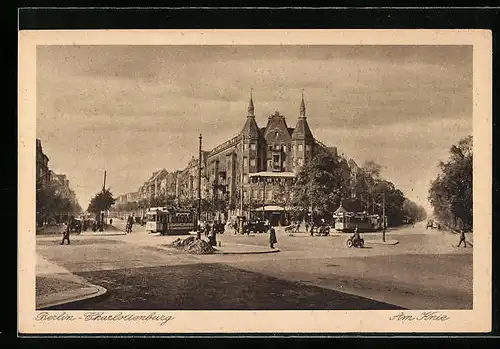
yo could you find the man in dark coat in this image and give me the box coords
[351,226,361,244]
[205,222,212,237]
[210,225,217,247]
[61,216,72,245]
[457,228,467,248]
[269,225,277,249]
[127,215,134,233]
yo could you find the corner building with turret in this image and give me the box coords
[200,92,337,226]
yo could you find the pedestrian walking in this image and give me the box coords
[110,218,113,226]
[126,215,134,233]
[205,222,212,237]
[269,225,277,249]
[210,225,217,247]
[61,216,72,245]
[457,228,467,248]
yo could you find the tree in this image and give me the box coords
[149,194,176,208]
[272,179,296,223]
[36,179,81,226]
[429,136,472,231]
[402,199,427,222]
[371,179,406,227]
[293,147,344,221]
[87,188,116,217]
[362,160,382,179]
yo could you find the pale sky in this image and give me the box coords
[37,45,472,212]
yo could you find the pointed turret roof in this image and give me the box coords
[241,117,261,139]
[241,89,260,139]
[300,89,306,118]
[292,90,314,140]
[247,88,255,117]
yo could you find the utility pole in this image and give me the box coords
[100,170,107,231]
[309,175,313,234]
[382,192,386,242]
[197,134,202,239]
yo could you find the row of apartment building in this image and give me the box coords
[36,139,78,205]
[115,93,361,225]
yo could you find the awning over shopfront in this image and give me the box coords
[249,172,296,178]
[253,205,286,212]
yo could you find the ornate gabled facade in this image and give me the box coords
[118,91,350,225]
[200,91,320,224]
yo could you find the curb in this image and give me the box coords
[214,248,281,255]
[37,283,107,310]
[80,232,127,237]
[365,240,399,246]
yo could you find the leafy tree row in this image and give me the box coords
[428,135,472,232]
[36,180,82,226]
[269,146,426,227]
[109,145,427,228]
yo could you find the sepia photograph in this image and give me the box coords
[19,30,492,333]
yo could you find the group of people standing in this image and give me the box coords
[197,220,219,246]
[198,219,278,249]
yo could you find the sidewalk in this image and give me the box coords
[36,254,107,309]
[214,241,280,255]
[101,230,280,255]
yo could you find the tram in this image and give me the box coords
[334,211,386,233]
[145,207,196,235]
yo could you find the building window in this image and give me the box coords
[273,154,280,169]
[298,144,303,152]
[250,143,256,150]
[243,174,248,183]
[267,190,273,201]
[243,156,248,169]
[297,158,303,166]
[268,145,273,151]
[250,159,256,167]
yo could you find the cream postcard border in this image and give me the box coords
[18,29,492,334]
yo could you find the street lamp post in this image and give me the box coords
[262,176,266,221]
[382,192,386,242]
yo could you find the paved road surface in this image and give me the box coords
[37,220,472,310]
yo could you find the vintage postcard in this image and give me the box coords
[18,29,492,334]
